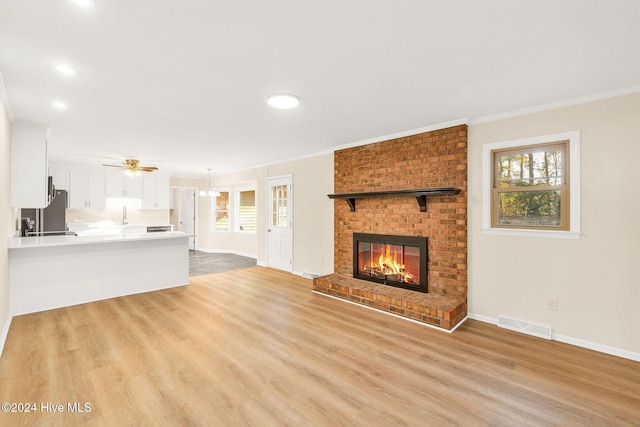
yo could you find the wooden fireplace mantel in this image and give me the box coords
[327,187,461,212]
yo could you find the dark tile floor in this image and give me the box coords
[188,251,257,276]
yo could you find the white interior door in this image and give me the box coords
[268,176,292,272]
[179,189,196,250]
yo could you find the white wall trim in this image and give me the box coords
[468,313,640,362]
[244,118,471,174]
[292,271,322,279]
[467,312,498,325]
[0,313,12,358]
[551,333,640,363]
[331,118,469,153]
[482,130,581,239]
[470,84,640,125]
[482,228,581,240]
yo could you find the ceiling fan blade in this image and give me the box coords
[102,160,159,173]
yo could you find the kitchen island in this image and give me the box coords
[8,232,191,315]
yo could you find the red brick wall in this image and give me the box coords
[333,125,467,297]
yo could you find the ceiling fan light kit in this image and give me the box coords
[102,159,158,176]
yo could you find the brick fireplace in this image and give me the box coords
[313,124,468,330]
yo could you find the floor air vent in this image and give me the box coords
[497,315,552,340]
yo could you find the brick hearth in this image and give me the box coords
[317,124,468,331]
[313,274,467,329]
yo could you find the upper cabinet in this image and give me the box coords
[141,176,170,209]
[69,171,106,209]
[105,174,143,198]
[10,122,50,208]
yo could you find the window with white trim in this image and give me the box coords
[211,190,230,231]
[493,141,568,229]
[483,131,580,239]
[235,188,256,233]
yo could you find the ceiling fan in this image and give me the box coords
[102,159,158,176]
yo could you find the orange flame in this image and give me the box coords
[365,244,414,283]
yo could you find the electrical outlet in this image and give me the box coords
[547,298,558,311]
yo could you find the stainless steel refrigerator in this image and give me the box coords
[22,189,68,235]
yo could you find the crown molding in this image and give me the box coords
[469,85,640,125]
[331,117,469,152]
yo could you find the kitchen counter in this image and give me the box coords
[67,222,173,236]
[8,231,187,249]
[8,231,192,315]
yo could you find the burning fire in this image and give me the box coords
[364,244,415,283]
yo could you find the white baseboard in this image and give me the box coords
[467,313,497,325]
[292,271,321,279]
[256,261,268,267]
[468,313,640,362]
[552,333,640,362]
[0,313,12,358]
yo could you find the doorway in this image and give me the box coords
[170,187,197,250]
[267,175,292,272]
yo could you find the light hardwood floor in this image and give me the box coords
[1,266,638,426]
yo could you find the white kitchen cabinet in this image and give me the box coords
[69,172,106,209]
[10,122,50,208]
[49,168,69,191]
[105,174,143,198]
[142,176,170,209]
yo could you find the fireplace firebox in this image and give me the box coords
[353,233,428,293]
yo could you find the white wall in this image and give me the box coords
[196,152,334,276]
[198,167,266,259]
[0,95,12,353]
[268,153,334,276]
[468,93,640,355]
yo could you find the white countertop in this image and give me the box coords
[8,231,191,249]
[67,222,173,236]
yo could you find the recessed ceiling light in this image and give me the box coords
[71,0,95,8]
[267,94,300,109]
[52,101,67,109]
[55,64,76,75]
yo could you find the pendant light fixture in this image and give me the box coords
[200,169,220,197]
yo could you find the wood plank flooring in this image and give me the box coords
[0,266,638,426]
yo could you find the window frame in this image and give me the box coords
[210,188,231,233]
[234,186,257,234]
[482,131,580,239]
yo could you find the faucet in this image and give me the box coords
[122,206,128,225]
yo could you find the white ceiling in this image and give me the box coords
[1,0,639,178]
